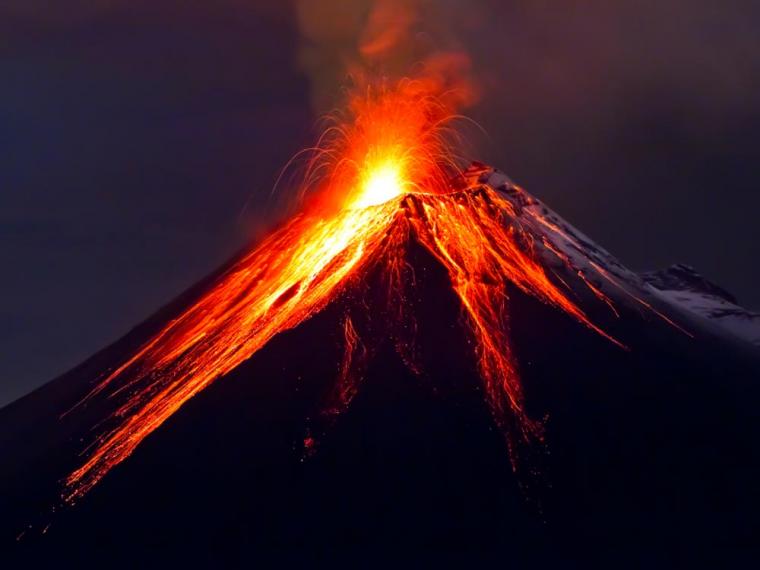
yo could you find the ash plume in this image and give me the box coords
[295,0,479,113]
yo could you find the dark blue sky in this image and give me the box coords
[2,0,759,405]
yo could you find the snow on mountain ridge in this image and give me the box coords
[471,165,759,348]
[643,265,760,347]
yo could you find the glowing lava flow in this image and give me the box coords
[61,80,676,503]
[64,199,406,501]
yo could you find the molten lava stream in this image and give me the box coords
[64,198,406,501]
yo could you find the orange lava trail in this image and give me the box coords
[64,201,404,501]
[406,190,627,454]
[328,315,370,419]
[541,237,620,318]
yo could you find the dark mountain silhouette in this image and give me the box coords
[2,165,758,565]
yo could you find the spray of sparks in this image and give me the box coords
[61,77,680,503]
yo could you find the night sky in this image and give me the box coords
[2,0,759,405]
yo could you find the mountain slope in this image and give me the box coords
[643,263,760,346]
[2,165,759,564]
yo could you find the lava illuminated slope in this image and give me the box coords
[61,170,689,504]
[56,79,690,505]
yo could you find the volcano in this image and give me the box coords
[2,162,759,564]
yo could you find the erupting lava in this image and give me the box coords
[61,77,677,503]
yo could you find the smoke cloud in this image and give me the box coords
[295,0,478,113]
